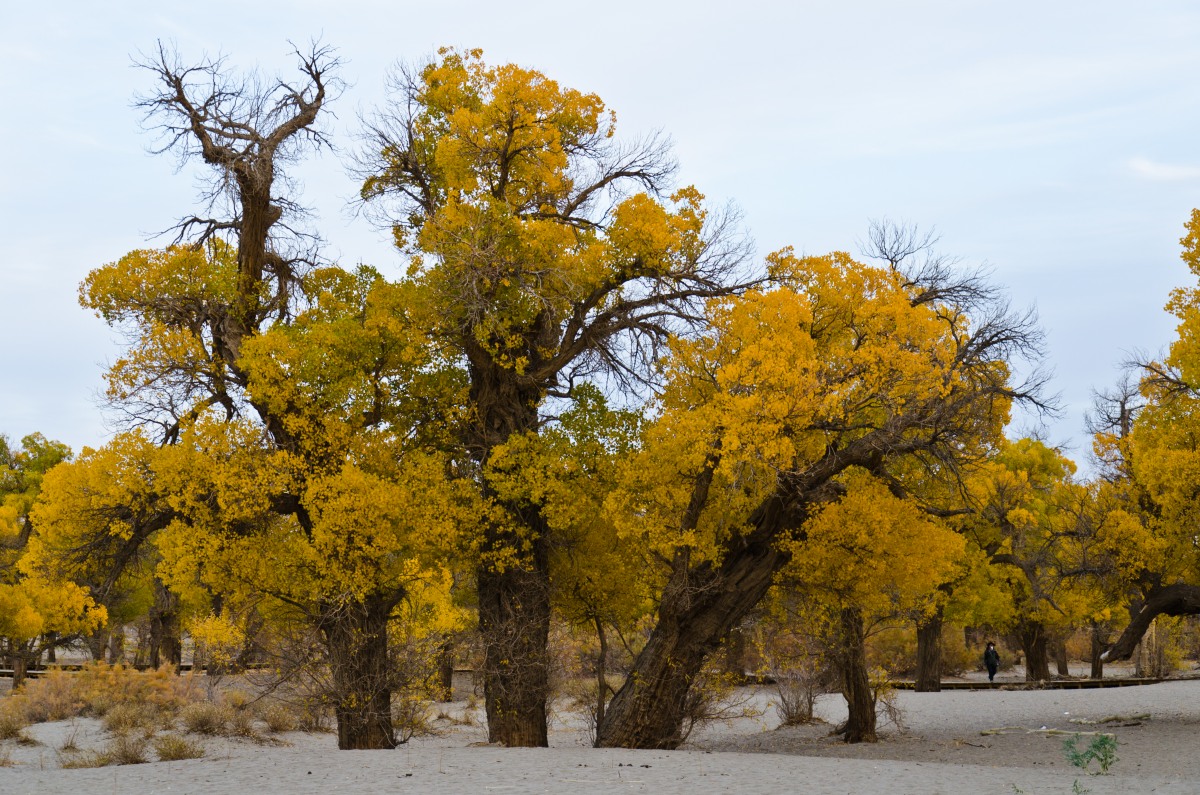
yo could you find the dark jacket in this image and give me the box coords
[984,647,1000,669]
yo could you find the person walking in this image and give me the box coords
[984,641,1000,682]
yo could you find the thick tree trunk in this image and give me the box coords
[318,594,400,750]
[1053,636,1070,677]
[149,580,182,670]
[1018,621,1051,682]
[1103,583,1200,662]
[86,628,109,662]
[477,527,551,747]
[914,608,943,692]
[595,497,789,749]
[835,607,876,743]
[11,651,27,691]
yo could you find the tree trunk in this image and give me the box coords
[1053,636,1070,677]
[595,497,789,749]
[11,650,27,691]
[149,580,182,671]
[437,638,455,703]
[1018,621,1051,682]
[723,626,747,684]
[318,593,400,750]
[1103,583,1200,662]
[914,608,943,692]
[86,628,109,662]
[835,607,876,743]
[1090,622,1108,679]
[594,616,609,728]
[476,528,551,747]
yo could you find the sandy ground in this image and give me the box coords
[2,668,1198,794]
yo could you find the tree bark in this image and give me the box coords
[11,649,27,691]
[1053,635,1070,677]
[914,608,943,692]
[477,526,551,747]
[149,580,182,671]
[1017,621,1051,682]
[835,607,877,743]
[437,638,455,703]
[594,616,609,728]
[1102,583,1200,662]
[1090,623,1107,679]
[595,496,789,749]
[318,593,400,750]
[723,626,747,684]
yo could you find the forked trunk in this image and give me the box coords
[595,498,788,749]
[477,532,551,747]
[836,607,876,743]
[914,608,943,692]
[318,594,399,750]
[1018,621,1051,682]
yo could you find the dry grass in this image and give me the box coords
[179,701,234,735]
[9,663,204,725]
[258,703,298,733]
[153,733,206,761]
[0,706,30,741]
[102,702,168,735]
[60,733,150,768]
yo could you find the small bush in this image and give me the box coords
[224,689,253,711]
[0,706,30,741]
[393,696,434,743]
[227,707,259,739]
[106,733,150,765]
[60,750,108,769]
[259,703,298,734]
[179,702,233,735]
[102,702,165,735]
[154,733,206,761]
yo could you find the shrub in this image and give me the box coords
[0,706,30,741]
[179,702,233,735]
[102,702,165,735]
[258,703,298,734]
[154,733,206,761]
[105,733,150,765]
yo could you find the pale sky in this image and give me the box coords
[4,1,1200,471]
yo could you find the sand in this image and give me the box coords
[3,671,1198,794]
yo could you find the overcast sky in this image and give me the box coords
[3,1,1199,472]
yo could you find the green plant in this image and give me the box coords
[1063,732,1119,775]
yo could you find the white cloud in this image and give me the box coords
[1129,156,1200,181]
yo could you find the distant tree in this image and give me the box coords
[0,434,106,688]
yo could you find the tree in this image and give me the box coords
[775,469,965,742]
[358,48,753,746]
[961,438,1095,681]
[1095,210,1200,661]
[593,247,1047,748]
[55,43,477,749]
[0,434,106,688]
